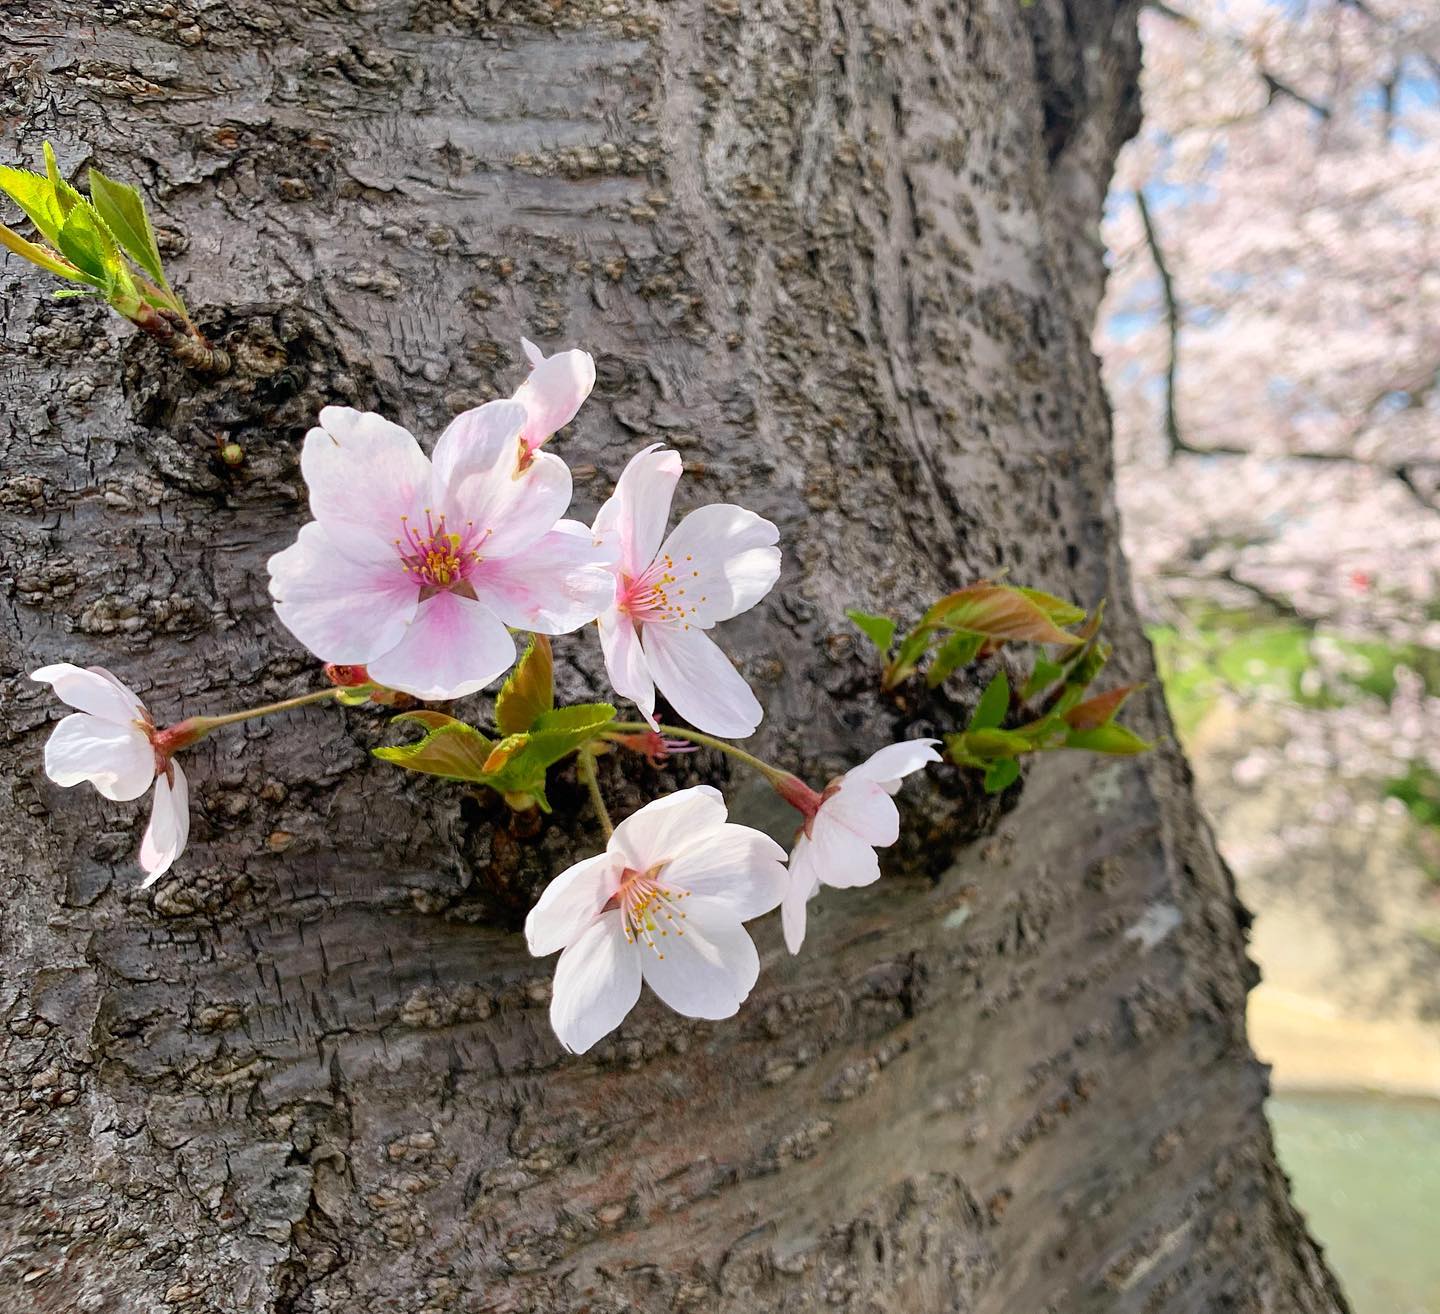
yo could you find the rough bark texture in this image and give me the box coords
[0,2,1350,1312]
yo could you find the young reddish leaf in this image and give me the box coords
[482,735,527,775]
[1063,683,1141,731]
[982,758,1021,793]
[494,634,554,735]
[846,608,897,654]
[969,671,1011,731]
[1015,588,1087,627]
[922,584,1083,646]
[1063,724,1152,755]
[372,720,494,780]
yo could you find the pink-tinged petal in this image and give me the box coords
[806,809,883,889]
[44,713,155,802]
[526,852,622,957]
[549,912,641,1054]
[268,521,418,664]
[597,608,657,727]
[301,408,432,564]
[429,398,529,496]
[847,739,942,794]
[653,504,780,627]
[446,445,573,560]
[32,664,147,725]
[641,624,765,739]
[591,444,682,580]
[611,785,727,870]
[662,823,787,921]
[366,591,515,700]
[638,910,759,1020]
[512,340,596,452]
[824,778,900,847]
[781,840,822,953]
[475,525,615,635]
[139,763,189,887]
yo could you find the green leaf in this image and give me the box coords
[956,727,1033,759]
[1016,588,1087,627]
[373,718,494,781]
[0,167,67,244]
[521,703,616,769]
[846,608,897,655]
[926,630,983,687]
[55,201,120,287]
[494,634,553,735]
[922,584,1083,647]
[1063,723,1152,756]
[884,626,934,687]
[969,671,1010,731]
[1063,683,1141,731]
[982,758,1021,793]
[43,142,81,218]
[1022,656,1065,700]
[0,223,92,283]
[88,166,170,289]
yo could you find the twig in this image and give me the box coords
[1135,189,1189,462]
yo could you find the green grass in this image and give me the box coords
[1146,606,1440,740]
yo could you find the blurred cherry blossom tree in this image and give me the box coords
[1099,0,1440,1073]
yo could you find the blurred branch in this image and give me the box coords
[1261,72,1333,119]
[1135,188,1190,462]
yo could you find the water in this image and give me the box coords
[1268,1092,1440,1314]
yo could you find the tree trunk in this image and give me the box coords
[0,2,1350,1311]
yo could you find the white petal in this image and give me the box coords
[652,503,780,627]
[591,444,682,580]
[806,809,883,890]
[781,838,821,953]
[366,591,515,700]
[267,521,419,664]
[44,713,155,802]
[611,785,727,870]
[847,739,942,794]
[824,778,900,848]
[301,408,433,564]
[598,608,657,728]
[662,823,787,921]
[473,526,616,635]
[549,913,641,1054]
[641,624,765,739]
[512,344,596,451]
[526,852,622,957]
[139,763,190,886]
[447,446,573,561]
[429,398,529,494]
[31,664,146,725]
[638,910,760,1020]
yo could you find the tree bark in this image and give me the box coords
[0,2,1350,1312]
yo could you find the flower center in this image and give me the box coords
[394,510,489,589]
[618,551,705,628]
[610,862,690,958]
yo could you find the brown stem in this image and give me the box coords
[133,305,232,377]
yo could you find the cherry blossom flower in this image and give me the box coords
[267,399,614,701]
[31,664,189,885]
[525,786,787,1054]
[510,337,596,464]
[778,740,941,953]
[591,444,781,738]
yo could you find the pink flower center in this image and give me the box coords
[394,510,490,590]
[617,551,705,627]
[605,863,690,958]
